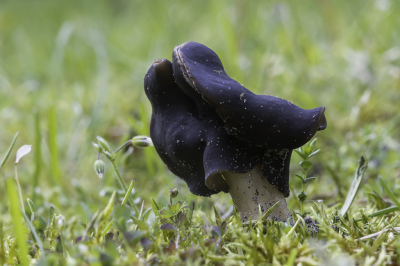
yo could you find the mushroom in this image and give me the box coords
[144,42,327,222]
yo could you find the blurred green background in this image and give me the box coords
[1,0,399,224]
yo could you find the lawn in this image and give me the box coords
[1,0,400,265]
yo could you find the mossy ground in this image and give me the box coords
[1,0,400,265]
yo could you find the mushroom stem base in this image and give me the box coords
[223,164,291,222]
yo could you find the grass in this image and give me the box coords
[1,0,400,264]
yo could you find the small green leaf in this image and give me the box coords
[160,223,177,231]
[295,173,304,182]
[102,191,116,221]
[151,198,160,214]
[97,136,112,153]
[170,204,179,214]
[114,205,131,221]
[131,216,148,230]
[141,208,152,222]
[300,161,312,171]
[159,208,175,219]
[177,213,186,228]
[27,198,37,213]
[302,144,312,157]
[123,231,145,247]
[284,227,292,234]
[170,201,183,214]
[48,206,55,226]
[308,149,320,159]
[310,138,317,150]
[32,214,47,230]
[294,149,307,160]
[92,142,101,152]
[304,177,317,183]
[116,217,127,232]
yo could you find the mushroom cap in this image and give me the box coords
[145,59,262,196]
[173,41,327,149]
[144,43,327,198]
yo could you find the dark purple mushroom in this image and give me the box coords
[144,42,327,221]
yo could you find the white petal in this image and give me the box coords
[15,145,32,164]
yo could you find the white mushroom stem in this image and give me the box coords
[223,164,291,222]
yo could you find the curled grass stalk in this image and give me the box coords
[340,156,368,216]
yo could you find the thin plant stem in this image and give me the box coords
[110,159,128,191]
[110,159,135,207]
[113,141,132,156]
[14,164,25,213]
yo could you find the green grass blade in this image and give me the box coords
[6,179,29,266]
[48,106,60,184]
[369,206,399,218]
[122,180,135,205]
[340,156,368,216]
[285,249,298,266]
[101,220,113,237]
[378,175,400,209]
[0,132,19,168]
[355,206,400,222]
[20,207,45,257]
[0,222,4,264]
[32,110,42,200]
